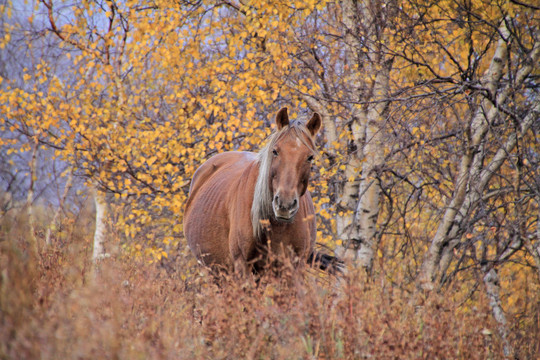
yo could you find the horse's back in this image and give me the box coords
[184,151,257,269]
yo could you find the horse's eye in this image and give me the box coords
[272,149,278,157]
[307,155,314,162]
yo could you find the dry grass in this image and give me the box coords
[1,209,537,359]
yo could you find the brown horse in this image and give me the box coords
[184,107,339,275]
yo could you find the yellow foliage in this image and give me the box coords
[0,0,537,288]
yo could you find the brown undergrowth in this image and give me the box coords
[1,211,536,359]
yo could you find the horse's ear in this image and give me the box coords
[275,107,289,130]
[306,113,322,136]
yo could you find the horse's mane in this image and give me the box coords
[250,120,317,240]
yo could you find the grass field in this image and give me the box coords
[1,206,538,359]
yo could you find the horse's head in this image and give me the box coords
[269,107,321,222]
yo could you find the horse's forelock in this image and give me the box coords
[250,120,317,240]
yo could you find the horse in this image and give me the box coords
[183,107,341,275]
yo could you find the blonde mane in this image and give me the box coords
[250,120,317,240]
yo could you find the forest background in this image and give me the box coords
[0,0,539,358]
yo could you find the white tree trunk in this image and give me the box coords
[342,67,389,272]
[335,0,390,272]
[335,154,362,250]
[483,268,512,358]
[418,35,540,289]
[92,186,108,263]
[417,20,511,290]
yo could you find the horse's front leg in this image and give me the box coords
[229,234,254,278]
[232,257,250,278]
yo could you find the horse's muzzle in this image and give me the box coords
[273,195,299,222]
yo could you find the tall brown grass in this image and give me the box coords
[1,207,537,359]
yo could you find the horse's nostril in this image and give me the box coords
[286,198,298,211]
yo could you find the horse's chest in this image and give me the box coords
[266,223,311,256]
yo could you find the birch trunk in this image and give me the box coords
[343,67,390,272]
[335,154,362,252]
[483,268,513,358]
[418,21,540,289]
[92,185,108,263]
[417,20,511,290]
[335,0,390,272]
